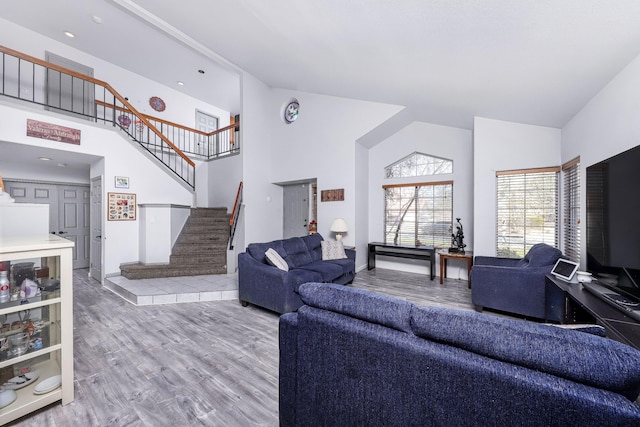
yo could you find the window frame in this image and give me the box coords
[383,180,453,247]
[495,167,560,258]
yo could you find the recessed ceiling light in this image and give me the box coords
[38,157,52,161]
[177,81,184,86]
[64,31,75,38]
[57,163,68,168]
[92,15,102,24]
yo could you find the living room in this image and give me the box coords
[2,1,640,425]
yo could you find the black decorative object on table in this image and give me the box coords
[449,218,466,253]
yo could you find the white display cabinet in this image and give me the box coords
[0,235,74,424]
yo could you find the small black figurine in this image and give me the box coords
[449,218,466,253]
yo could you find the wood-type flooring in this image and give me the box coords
[9,267,474,427]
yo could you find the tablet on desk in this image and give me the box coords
[551,258,579,282]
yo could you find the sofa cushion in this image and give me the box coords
[282,237,313,268]
[299,283,413,333]
[298,261,344,282]
[302,233,324,262]
[411,305,640,400]
[265,248,289,271]
[321,240,347,260]
[324,258,356,275]
[247,240,286,263]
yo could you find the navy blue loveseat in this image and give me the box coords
[237,234,355,314]
[280,283,640,426]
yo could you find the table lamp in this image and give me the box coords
[330,218,348,241]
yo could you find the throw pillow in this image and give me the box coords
[321,241,347,260]
[265,248,289,271]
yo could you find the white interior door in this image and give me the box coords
[195,110,219,155]
[90,177,103,282]
[58,185,90,269]
[283,184,310,238]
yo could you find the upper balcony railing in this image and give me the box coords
[0,45,245,189]
[94,101,239,160]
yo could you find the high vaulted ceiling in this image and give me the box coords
[4,0,640,129]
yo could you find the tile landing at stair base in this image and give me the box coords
[104,273,239,306]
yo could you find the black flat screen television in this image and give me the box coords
[586,144,640,303]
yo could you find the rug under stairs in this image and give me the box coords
[119,207,230,280]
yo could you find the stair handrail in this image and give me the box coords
[0,45,195,187]
[229,181,243,250]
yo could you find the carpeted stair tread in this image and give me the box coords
[119,207,231,280]
[120,263,227,280]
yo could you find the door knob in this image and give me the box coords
[58,231,67,235]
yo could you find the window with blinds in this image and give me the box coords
[496,167,559,258]
[384,181,453,247]
[562,158,580,262]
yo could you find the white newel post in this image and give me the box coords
[138,204,190,264]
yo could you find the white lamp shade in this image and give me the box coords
[330,218,348,233]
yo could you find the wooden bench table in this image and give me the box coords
[367,242,435,280]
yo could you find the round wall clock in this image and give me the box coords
[284,100,299,123]
[149,96,166,112]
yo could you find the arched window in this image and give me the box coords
[385,152,452,178]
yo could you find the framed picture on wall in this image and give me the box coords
[115,176,129,188]
[108,192,136,221]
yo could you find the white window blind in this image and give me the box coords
[562,158,580,262]
[384,181,453,247]
[496,167,559,258]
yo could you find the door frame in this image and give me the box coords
[90,176,104,283]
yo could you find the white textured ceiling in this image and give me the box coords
[4,0,640,129]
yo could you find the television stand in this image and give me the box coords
[545,274,640,350]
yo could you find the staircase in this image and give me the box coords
[119,208,230,279]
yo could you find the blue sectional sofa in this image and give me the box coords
[279,282,640,426]
[237,234,355,314]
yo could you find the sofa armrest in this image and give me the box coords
[345,248,356,262]
[238,252,289,285]
[279,313,298,427]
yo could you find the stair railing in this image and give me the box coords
[229,181,243,250]
[95,101,240,159]
[0,45,195,188]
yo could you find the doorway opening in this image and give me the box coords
[281,179,317,239]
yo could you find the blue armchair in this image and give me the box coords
[470,243,563,320]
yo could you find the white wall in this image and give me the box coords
[368,121,473,277]
[354,141,369,271]
[0,18,231,132]
[473,117,561,257]
[562,51,640,267]
[208,154,243,211]
[240,76,403,259]
[0,105,193,276]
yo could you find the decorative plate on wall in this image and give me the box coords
[284,99,299,124]
[117,114,131,128]
[149,96,166,112]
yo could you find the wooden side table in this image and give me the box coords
[438,250,474,288]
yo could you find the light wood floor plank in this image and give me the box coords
[9,268,473,426]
